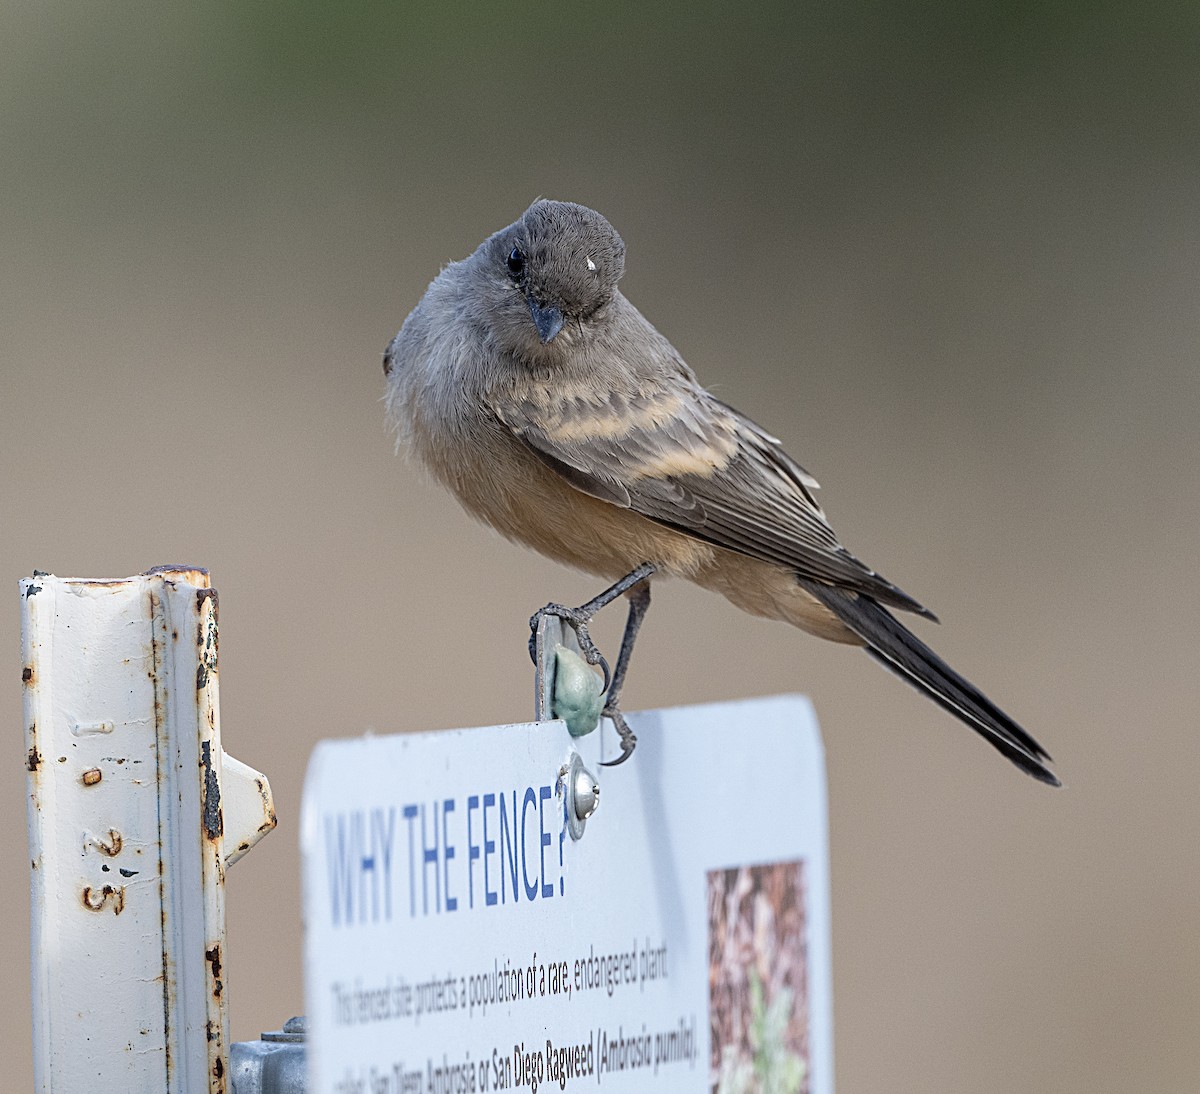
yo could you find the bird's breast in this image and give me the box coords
[412,405,712,581]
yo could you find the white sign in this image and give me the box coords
[302,695,832,1094]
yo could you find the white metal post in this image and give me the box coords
[22,568,276,1093]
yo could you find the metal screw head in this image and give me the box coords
[562,752,600,840]
[573,767,599,822]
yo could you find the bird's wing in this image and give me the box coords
[490,369,934,617]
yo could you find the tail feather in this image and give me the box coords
[799,580,1059,786]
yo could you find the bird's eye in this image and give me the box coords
[506,247,526,280]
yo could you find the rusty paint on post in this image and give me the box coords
[81,884,126,915]
[201,741,223,841]
[22,569,275,1093]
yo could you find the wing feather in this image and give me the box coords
[491,367,934,617]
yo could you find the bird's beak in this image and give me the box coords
[528,298,565,344]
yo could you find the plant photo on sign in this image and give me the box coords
[709,861,809,1094]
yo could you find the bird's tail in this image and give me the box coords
[798,580,1059,786]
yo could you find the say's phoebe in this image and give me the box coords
[384,199,1057,785]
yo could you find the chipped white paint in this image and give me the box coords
[22,569,276,1093]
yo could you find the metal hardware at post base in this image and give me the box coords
[230,1016,308,1094]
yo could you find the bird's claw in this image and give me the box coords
[598,705,637,766]
[529,603,613,694]
[529,568,653,765]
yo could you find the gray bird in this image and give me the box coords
[384,199,1057,785]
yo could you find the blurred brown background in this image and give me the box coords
[3,2,1198,1090]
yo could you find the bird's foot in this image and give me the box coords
[599,703,637,767]
[529,603,612,694]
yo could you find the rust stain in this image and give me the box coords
[82,767,102,786]
[87,828,123,856]
[81,885,126,914]
[251,774,279,833]
[26,746,41,772]
[22,665,33,684]
[160,906,173,1085]
[143,563,210,580]
[200,740,222,840]
[149,591,164,732]
[195,592,219,689]
[206,944,224,999]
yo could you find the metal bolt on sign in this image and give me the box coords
[22,568,276,1093]
[560,752,600,840]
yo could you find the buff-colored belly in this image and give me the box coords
[456,442,716,579]
[418,417,860,645]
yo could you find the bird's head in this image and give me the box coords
[480,199,626,360]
